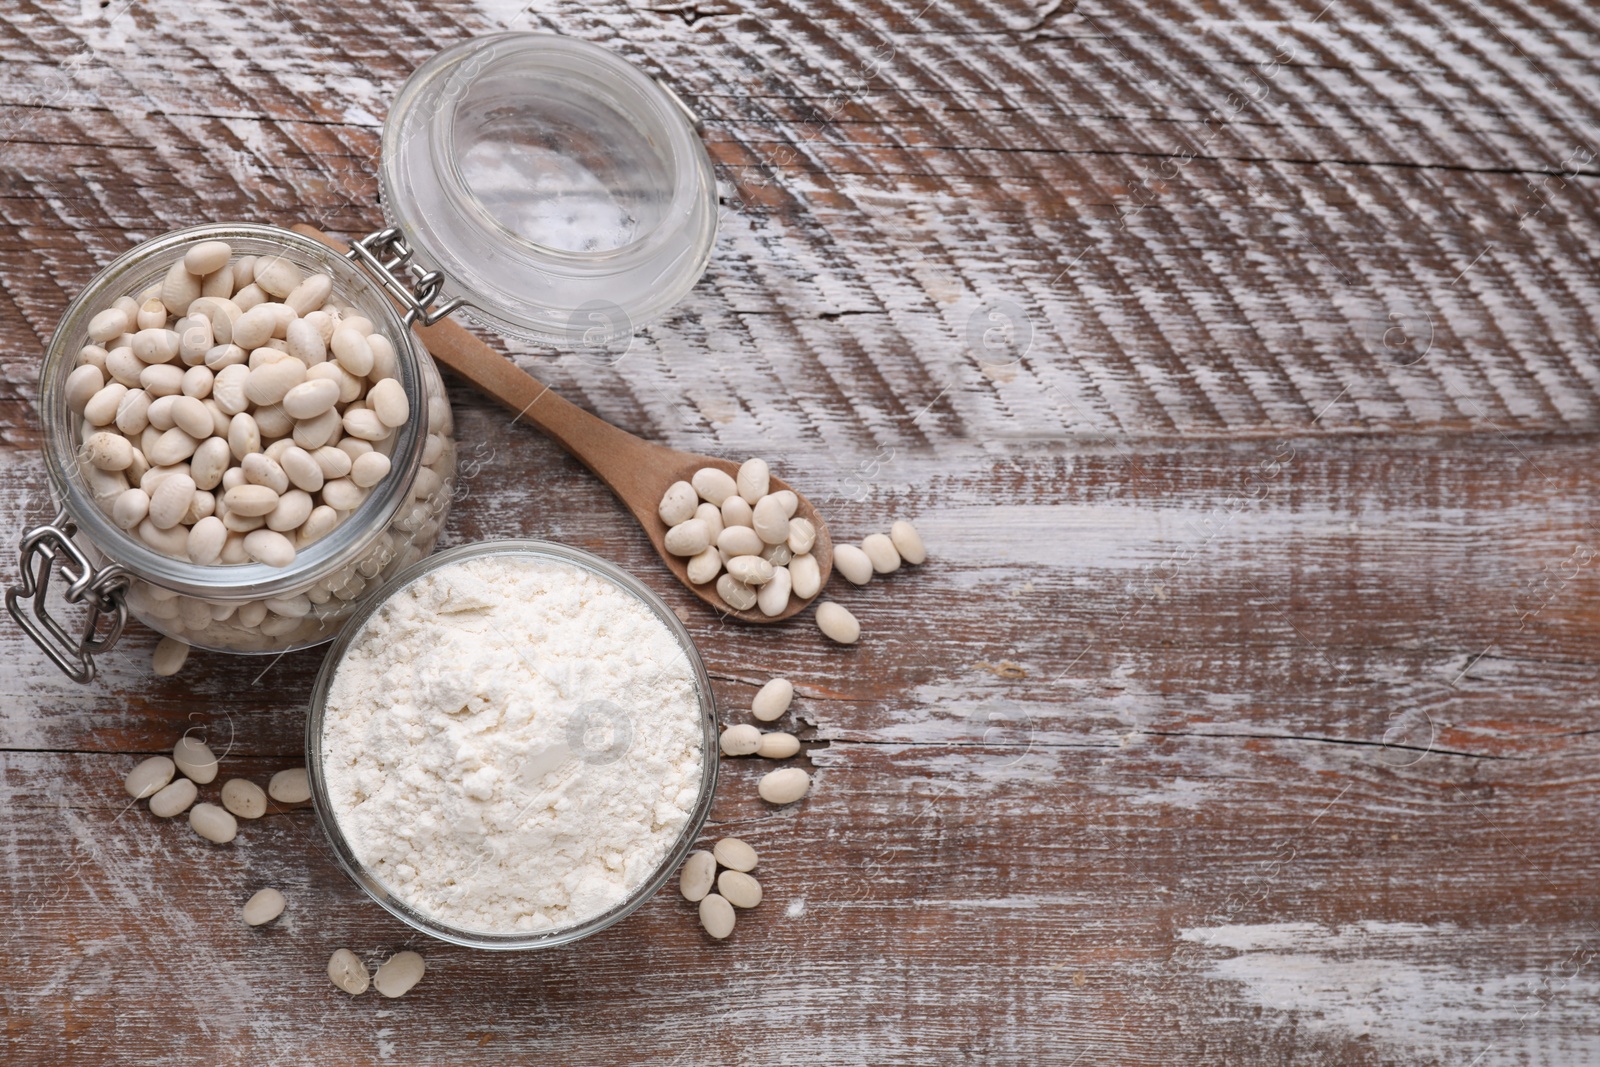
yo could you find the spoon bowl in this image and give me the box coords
[291,226,833,623]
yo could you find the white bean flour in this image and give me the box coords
[321,552,705,934]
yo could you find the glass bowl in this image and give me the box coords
[305,539,719,950]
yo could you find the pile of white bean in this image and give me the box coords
[123,734,310,846]
[658,458,823,618]
[680,837,764,939]
[69,239,412,569]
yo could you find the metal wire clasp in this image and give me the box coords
[346,227,466,327]
[6,511,130,683]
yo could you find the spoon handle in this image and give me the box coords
[290,224,684,529]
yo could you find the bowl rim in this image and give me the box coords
[304,537,720,950]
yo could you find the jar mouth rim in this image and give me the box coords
[303,538,720,950]
[42,222,427,603]
[378,32,720,346]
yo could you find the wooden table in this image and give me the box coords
[3,0,1597,1062]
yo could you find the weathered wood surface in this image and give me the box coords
[2,0,1599,1063]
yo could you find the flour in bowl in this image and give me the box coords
[320,551,706,934]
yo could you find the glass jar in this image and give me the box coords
[304,539,720,950]
[8,32,718,681]
[11,223,457,679]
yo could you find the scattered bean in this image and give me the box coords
[328,949,369,995]
[148,777,198,818]
[221,778,268,819]
[720,723,762,756]
[712,837,758,872]
[833,543,873,585]
[861,532,901,574]
[189,802,238,843]
[152,636,190,677]
[242,887,286,926]
[124,755,176,799]
[268,766,311,804]
[173,735,219,784]
[757,766,812,804]
[680,849,717,901]
[751,678,793,722]
[699,893,736,939]
[815,601,861,644]
[890,519,927,564]
[717,870,763,909]
[757,731,802,759]
[374,951,426,998]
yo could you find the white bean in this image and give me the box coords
[717,526,764,558]
[373,951,427,998]
[160,260,200,316]
[230,304,276,350]
[112,487,150,530]
[148,473,196,529]
[789,553,821,599]
[787,517,817,555]
[736,457,769,504]
[124,755,176,799]
[756,566,791,616]
[752,678,793,722]
[170,395,212,439]
[227,412,260,460]
[890,519,927,564]
[284,272,332,316]
[833,543,873,585]
[245,357,306,406]
[138,518,189,555]
[84,382,128,426]
[280,446,324,492]
[244,529,295,567]
[721,495,754,528]
[774,490,798,518]
[106,345,145,387]
[147,427,198,466]
[267,489,313,532]
[148,777,197,818]
[268,766,310,803]
[815,601,861,644]
[717,870,763,909]
[321,478,365,511]
[242,453,289,494]
[242,887,285,927]
[726,554,774,586]
[686,546,722,585]
[180,364,213,400]
[694,502,725,543]
[187,515,227,565]
[658,480,697,526]
[861,532,901,574]
[281,377,339,419]
[220,778,267,819]
[679,849,716,901]
[699,893,736,939]
[66,364,104,414]
[173,735,219,783]
[132,328,181,365]
[349,451,390,488]
[758,766,811,804]
[761,542,792,567]
[342,407,388,442]
[190,802,238,844]
[713,837,758,872]
[716,574,758,611]
[189,436,230,491]
[204,342,247,371]
[88,307,130,343]
[720,723,762,756]
[184,240,231,276]
[211,364,251,414]
[115,388,152,435]
[752,494,790,545]
[285,317,326,365]
[292,406,342,449]
[367,333,397,381]
[367,378,408,427]
[253,255,302,298]
[691,466,738,506]
[757,731,801,759]
[664,518,711,557]
[84,431,134,470]
[328,950,369,995]
[330,327,374,376]
[310,445,351,479]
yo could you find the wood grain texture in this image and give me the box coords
[1,0,1599,1063]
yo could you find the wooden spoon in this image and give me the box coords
[293,224,832,624]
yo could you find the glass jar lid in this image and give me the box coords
[379,33,718,346]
